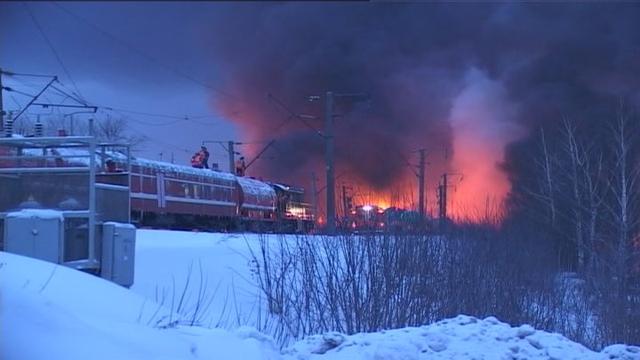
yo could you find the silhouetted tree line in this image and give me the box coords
[505,104,640,345]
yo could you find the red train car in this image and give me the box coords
[104,155,279,231]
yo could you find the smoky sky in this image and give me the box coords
[2,2,640,210]
[204,2,640,197]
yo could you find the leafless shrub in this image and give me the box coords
[250,219,638,349]
[141,260,221,329]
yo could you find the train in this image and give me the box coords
[0,135,429,235]
[0,138,315,234]
[340,205,428,233]
[101,154,315,233]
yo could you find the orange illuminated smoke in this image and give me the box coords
[447,69,523,222]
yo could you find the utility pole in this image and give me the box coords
[0,67,4,132]
[89,118,94,136]
[438,173,448,228]
[342,185,348,218]
[325,91,336,233]
[311,172,318,222]
[228,140,235,173]
[308,90,367,233]
[35,115,43,137]
[418,149,426,218]
[4,111,13,137]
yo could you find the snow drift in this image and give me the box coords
[0,251,280,360]
[285,316,639,360]
[2,230,639,360]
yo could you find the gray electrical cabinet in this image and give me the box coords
[4,210,64,264]
[101,222,136,288]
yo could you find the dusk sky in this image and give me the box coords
[1,2,238,166]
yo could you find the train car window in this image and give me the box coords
[164,179,170,196]
[143,177,153,193]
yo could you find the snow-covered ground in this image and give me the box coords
[0,250,280,360]
[2,229,639,360]
[131,230,268,329]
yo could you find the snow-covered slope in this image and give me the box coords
[2,230,639,360]
[131,230,269,328]
[0,251,280,360]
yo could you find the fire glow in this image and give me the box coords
[446,69,523,221]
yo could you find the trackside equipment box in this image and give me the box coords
[101,222,136,288]
[4,210,64,263]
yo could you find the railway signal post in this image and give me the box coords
[418,149,426,218]
[0,67,4,131]
[228,140,235,173]
[325,91,336,233]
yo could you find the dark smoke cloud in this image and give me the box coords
[204,3,640,207]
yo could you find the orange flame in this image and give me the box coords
[447,69,523,222]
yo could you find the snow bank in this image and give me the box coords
[0,251,280,360]
[283,316,640,360]
[3,229,638,360]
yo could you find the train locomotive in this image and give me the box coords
[341,205,427,233]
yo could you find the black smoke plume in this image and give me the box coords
[204,3,640,213]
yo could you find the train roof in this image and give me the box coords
[270,183,305,194]
[19,145,238,182]
[123,155,238,182]
[16,143,289,192]
[237,176,276,198]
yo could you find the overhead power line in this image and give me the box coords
[2,86,36,98]
[0,70,57,78]
[5,69,221,127]
[23,2,87,105]
[267,93,323,137]
[102,106,208,120]
[51,1,238,101]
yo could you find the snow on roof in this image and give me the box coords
[237,176,276,198]
[5,209,64,220]
[127,155,237,182]
[270,183,304,194]
[103,222,136,229]
[16,147,238,182]
[20,146,99,166]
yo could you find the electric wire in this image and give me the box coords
[51,1,238,102]
[2,86,36,98]
[0,70,57,78]
[23,2,87,105]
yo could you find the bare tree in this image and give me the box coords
[539,127,557,228]
[95,114,147,150]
